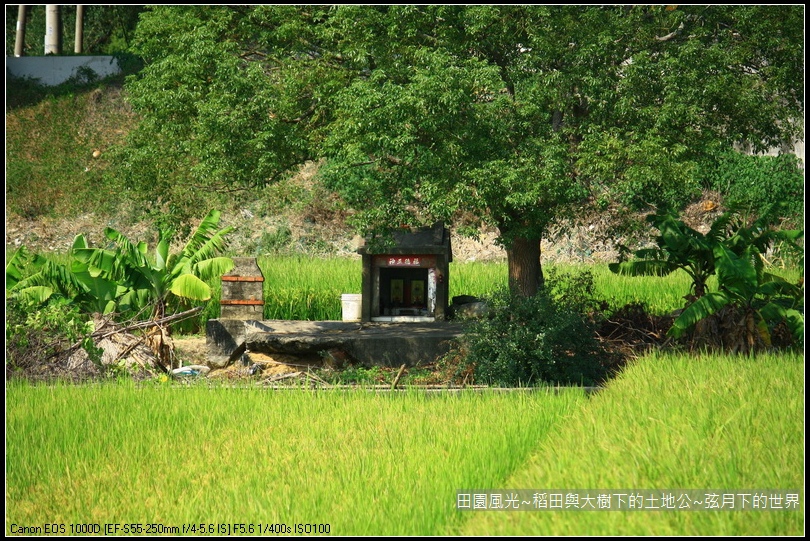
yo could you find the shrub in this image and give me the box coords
[700,151,804,228]
[460,270,609,387]
[5,296,101,378]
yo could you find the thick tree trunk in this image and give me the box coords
[506,236,544,298]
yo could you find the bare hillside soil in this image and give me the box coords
[5,193,725,264]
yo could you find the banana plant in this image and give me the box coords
[610,202,803,352]
[7,243,126,319]
[669,243,804,353]
[7,210,235,371]
[609,208,734,299]
[6,246,55,305]
[610,202,803,300]
[72,209,235,321]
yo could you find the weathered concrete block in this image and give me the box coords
[206,319,248,368]
[221,280,263,301]
[219,304,264,320]
[448,296,489,320]
[344,331,459,367]
[242,320,464,368]
[453,301,489,320]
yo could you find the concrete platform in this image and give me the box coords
[207,319,466,368]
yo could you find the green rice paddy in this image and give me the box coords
[6,351,803,535]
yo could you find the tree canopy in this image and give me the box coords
[121,5,804,296]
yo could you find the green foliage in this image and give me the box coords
[611,209,732,299]
[7,211,235,333]
[699,151,804,227]
[5,245,112,314]
[6,93,93,219]
[611,203,802,299]
[461,270,609,386]
[328,365,389,386]
[5,246,55,304]
[576,132,702,212]
[669,244,804,353]
[115,5,803,298]
[72,209,235,322]
[7,211,235,373]
[5,296,100,374]
[117,5,316,223]
[254,226,294,255]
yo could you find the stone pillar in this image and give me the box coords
[206,257,264,368]
[219,257,265,320]
[361,253,373,322]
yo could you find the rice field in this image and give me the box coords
[6,382,586,535]
[457,350,805,535]
[252,256,508,321]
[248,257,801,321]
[6,350,803,535]
[6,255,804,535]
[15,252,800,330]
[236,258,711,322]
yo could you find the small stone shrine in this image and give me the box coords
[356,222,452,322]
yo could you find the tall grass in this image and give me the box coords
[457,350,804,535]
[258,255,361,320]
[450,260,506,300]
[589,264,697,315]
[204,257,506,323]
[590,264,802,316]
[247,259,712,320]
[453,261,699,315]
[257,257,507,320]
[5,383,585,535]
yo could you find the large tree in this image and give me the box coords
[122,5,804,296]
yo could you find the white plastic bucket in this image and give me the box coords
[341,294,362,322]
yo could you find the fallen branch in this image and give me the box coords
[111,334,146,364]
[260,371,303,384]
[58,307,205,365]
[305,371,332,388]
[92,307,204,340]
[391,364,407,390]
